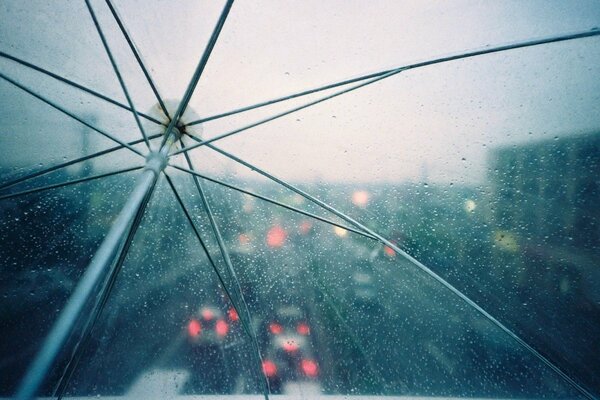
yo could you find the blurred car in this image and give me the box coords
[184,305,237,394]
[260,305,319,393]
[186,306,231,346]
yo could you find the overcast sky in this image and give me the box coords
[1,0,599,184]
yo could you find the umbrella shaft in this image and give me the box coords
[15,131,180,400]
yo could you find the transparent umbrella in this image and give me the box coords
[1,1,599,399]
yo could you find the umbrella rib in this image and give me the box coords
[318,212,596,400]
[86,0,151,149]
[175,138,375,235]
[163,171,253,339]
[185,27,600,127]
[179,134,375,238]
[159,0,234,148]
[171,160,391,394]
[0,50,164,126]
[0,165,143,201]
[182,136,593,398]
[167,163,375,240]
[176,27,600,154]
[0,72,146,157]
[171,67,403,155]
[0,133,161,192]
[185,71,394,126]
[178,148,270,399]
[104,0,171,120]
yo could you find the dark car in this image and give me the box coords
[183,305,238,394]
[260,305,319,393]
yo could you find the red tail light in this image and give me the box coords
[228,307,239,322]
[215,319,229,337]
[298,220,313,235]
[269,322,283,335]
[188,319,201,337]
[296,323,310,335]
[282,340,299,352]
[201,308,214,320]
[301,359,319,377]
[384,245,396,257]
[262,360,277,377]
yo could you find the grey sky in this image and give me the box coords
[1,0,599,184]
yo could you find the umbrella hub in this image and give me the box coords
[141,125,184,177]
[150,100,203,138]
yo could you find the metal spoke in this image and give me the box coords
[86,0,151,149]
[0,166,142,201]
[159,0,234,148]
[175,138,372,232]
[181,135,593,399]
[185,72,393,126]
[185,27,600,127]
[0,72,146,157]
[163,172,252,337]
[178,144,269,398]
[0,50,164,126]
[172,66,403,155]
[105,0,170,120]
[310,200,596,400]
[179,133,375,238]
[168,163,375,240]
[0,134,161,191]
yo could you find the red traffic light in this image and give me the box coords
[266,225,287,248]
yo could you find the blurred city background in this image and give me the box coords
[0,129,597,397]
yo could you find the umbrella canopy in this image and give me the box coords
[1,1,599,399]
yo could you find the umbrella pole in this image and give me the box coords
[15,130,181,400]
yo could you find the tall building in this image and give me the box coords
[489,132,599,300]
[488,132,600,392]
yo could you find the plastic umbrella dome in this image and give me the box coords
[1,1,600,399]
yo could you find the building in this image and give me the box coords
[488,132,600,393]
